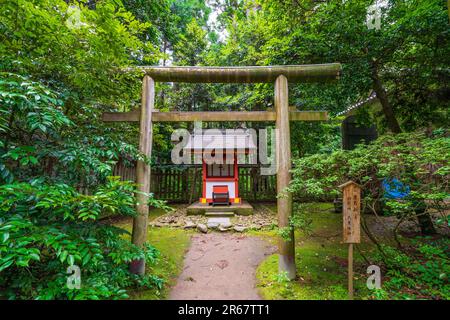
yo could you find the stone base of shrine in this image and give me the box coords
[186,201,253,216]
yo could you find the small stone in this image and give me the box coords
[197,223,208,233]
[184,221,196,229]
[219,222,232,229]
[233,226,247,232]
[218,226,229,232]
[207,222,219,229]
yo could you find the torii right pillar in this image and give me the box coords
[275,75,296,279]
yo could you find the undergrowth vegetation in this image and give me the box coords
[0,177,166,299]
[288,133,449,300]
[371,238,449,300]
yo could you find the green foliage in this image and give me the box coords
[278,203,313,241]
[0,177,167,300]
[371,238,449,300]
[290,131,449,219]
[0,72,69,133]
[167,17,213,119]
[0,0,154,96]
[0,0,210,300]
[0,72,147,188]
[0,0,448,301]
[206,0,449,137]
[290,132,449,299]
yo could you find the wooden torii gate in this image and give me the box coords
[103,64,342,279]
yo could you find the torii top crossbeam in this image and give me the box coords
[125,64,341,83]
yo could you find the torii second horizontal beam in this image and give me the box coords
[102,110,328,122]
[122,64,341,83]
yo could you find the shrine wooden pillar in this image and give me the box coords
[275,75,296,280]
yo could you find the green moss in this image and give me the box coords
[114,215,193,300]
[149,205,183,221]
[247,229,278,244]
[263,203,277,213]
[130,227,193,300]
[255,202,373,300]
[105,206,176,225]
[257,243,371,300]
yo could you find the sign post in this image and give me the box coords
[338,181,361,300]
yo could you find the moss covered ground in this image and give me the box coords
[114,207,193,300]
[254,202,374,300]
[115,202,380,300]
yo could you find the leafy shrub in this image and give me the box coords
[290,131,449,299]
[0,1,167,300]
[0,72,148,189]
[0,177,164,300]
[290,131,449,234]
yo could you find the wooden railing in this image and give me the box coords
[113,162,277,203]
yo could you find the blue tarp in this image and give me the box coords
[382,178,410,199]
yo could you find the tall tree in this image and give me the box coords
[260,0,449,133]
[208,0,449,135]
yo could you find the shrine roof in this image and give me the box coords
[182,131,257,151]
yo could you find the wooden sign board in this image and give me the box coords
[339,181,361,244]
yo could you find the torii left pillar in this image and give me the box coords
[130,75,154,275]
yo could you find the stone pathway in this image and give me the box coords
[169,233,276,300]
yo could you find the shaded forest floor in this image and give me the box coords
[254,203,372,300]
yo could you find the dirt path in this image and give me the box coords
[169,233,276,300]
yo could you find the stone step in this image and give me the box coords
[205,211,235,217]
[207,217,232,230]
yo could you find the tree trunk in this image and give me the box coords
[414,201,436,235]
[371,63,402,134]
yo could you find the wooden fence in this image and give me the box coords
[113,162,277,203]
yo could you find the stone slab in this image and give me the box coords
[207,217,231,225]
